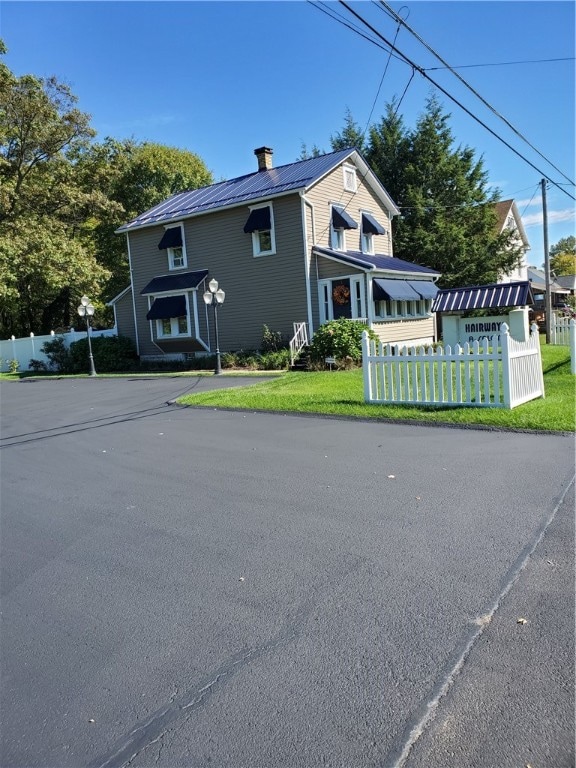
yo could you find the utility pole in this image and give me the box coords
[542,178,552,344]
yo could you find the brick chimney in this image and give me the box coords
[254,146,273,172]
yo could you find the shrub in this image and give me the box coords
[308,319,378,365]
[8,359,19,374]
[41,336,72,372]
[29,359,48,372]
[261,325,286,353]
[68,335,138,373]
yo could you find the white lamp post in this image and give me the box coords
[203,279,225,375]
[77,295,97,376]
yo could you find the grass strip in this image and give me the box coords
[177,344,575,432]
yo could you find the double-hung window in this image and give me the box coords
[158,224,187,270]
[330,205,357,251]
[244,203,276,257]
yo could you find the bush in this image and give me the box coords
[29,359,48,372]
[41,336,72,372]
[261,325,286,353]
[68,335,138,373]
[308,319,378,365]
[8,359,19,374]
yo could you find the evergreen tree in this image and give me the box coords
[331,96,523,288]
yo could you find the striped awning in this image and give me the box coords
[432,281,534,312]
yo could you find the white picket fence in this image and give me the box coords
[549,315,576,375]
[0,328,117,372]
[362,323,544,409]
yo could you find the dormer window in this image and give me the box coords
[330,205,357,251]
[158,224,187,270]
[244,203,276,257]
[343,164,357,192]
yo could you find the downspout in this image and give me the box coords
[301,193,315,336]
[125,233,140,356]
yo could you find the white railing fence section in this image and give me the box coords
[549,315,575,375]
[0,328,116,372]
[290,322,309,366]
[362,323,544,409]
[550,313,572,346]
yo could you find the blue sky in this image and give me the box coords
[2,1,575,268]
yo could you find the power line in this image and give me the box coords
[335,1,575,201]
[377,1,575,188]
[425,57,575,71]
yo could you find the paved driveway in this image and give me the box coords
[1,378,574,767]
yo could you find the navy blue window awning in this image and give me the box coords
[332,206,358,230]
[158,227,182,250]
[407,280,439,300]
[141,270,208,295]
[146,295,186,321]
[362,212,386,236]
[244,206,271,233]
[372,278,421,301]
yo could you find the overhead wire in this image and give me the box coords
[376,0,575,188]
[335,0,575,201]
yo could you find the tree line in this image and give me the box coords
[1,43,572,337]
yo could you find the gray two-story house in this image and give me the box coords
[110,147,440,360]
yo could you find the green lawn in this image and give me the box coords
[177,343,575,432]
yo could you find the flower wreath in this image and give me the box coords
[332,284,350,305]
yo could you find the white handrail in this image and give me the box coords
[290,322,308,366]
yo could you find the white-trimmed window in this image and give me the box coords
[158,224,187,271]
[331,225,345,251]
[374,298,432,320]
[343,164,357,192]
[361,229,374,255]
[244,203,276,257]
[157,315,189,338]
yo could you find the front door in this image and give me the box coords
[331,279,352,320]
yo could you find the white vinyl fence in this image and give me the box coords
[362,322,544,409]
[0,328,116,372]
[550,314,573,346]
[550,315,576,375]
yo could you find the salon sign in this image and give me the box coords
[459,316,506,342]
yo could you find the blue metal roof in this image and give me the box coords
[119,148,360,231]
[313,247,441,276]
[432,281,534,312]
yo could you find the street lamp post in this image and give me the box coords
[203,279,225,375]
[77,295,97,377]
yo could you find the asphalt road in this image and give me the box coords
[1,377,574,768]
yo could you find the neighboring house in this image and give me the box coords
[554,274,576,296]
[110,147,440,361]
[527,266,570,305]
[494,199,530,283]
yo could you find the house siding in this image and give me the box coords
[371,317,435,345]
[127,193,308,354]
[113,289,137,347]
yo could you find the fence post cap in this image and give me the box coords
[499,322,509,333]
[10,335,15,340]
[30,332,34,337]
